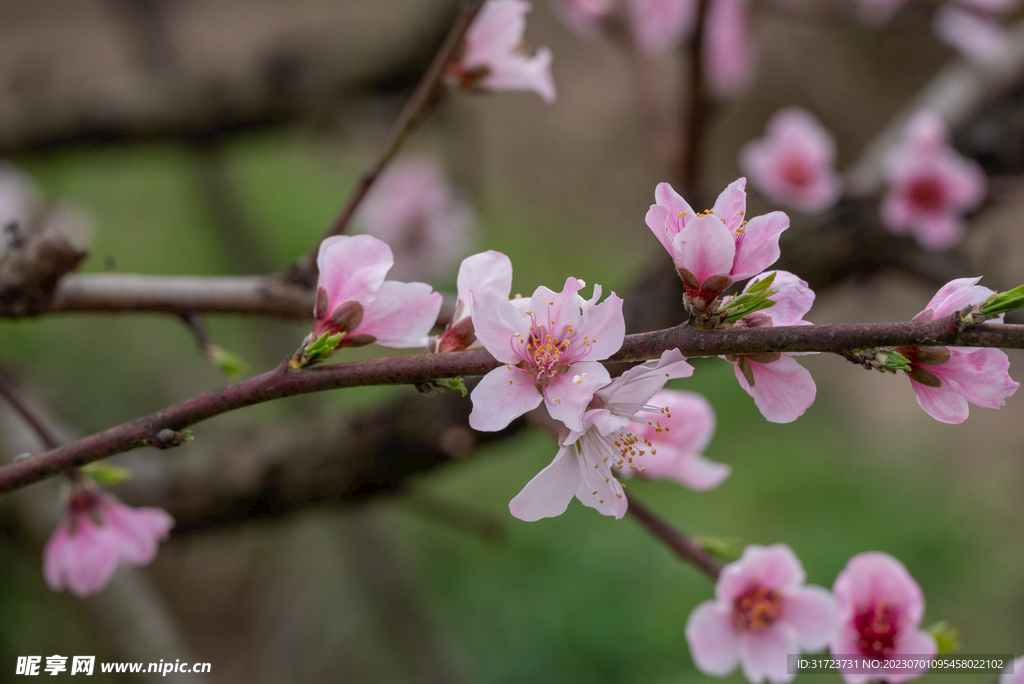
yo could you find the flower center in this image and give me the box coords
[854,602,900,656]
[732,585,784,633]
[781,157,812,188]
[908,177,945,211]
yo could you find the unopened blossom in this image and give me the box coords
[510,349,694,520]
[739,108,842,213]
[630,389,730,490]
[469,276,624,432]
[1001,657,1024,684]
[831,552,936,684]
[704,0,755,98]
[881,110,986,250]
[897,277,1018,423]
[645,178,789,308]
[451,0,556,103]
[357,156,474,282]
[686,544,838,684]
[44,487,174,597]
[432,250,514,353]
[723,271,817,423]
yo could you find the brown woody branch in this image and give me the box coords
[0,316,1021,496]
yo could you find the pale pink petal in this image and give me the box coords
[943,155,987,209]
[912,212,962,251]
[42,523,71,591]
[641,388,715,451]
[355,281,442,348]
[465,0,530,63]
[704,0,755,99]
[456,251,514,322]
[999,658,1024,684]
[832,552,925,626]
[880,193,915,236]
[910,377,970,424]
[655,180,697,221]
[100,499,174,566]
[579,292,626,360]
[884,631,937,684]
[934,6,1008,63]
[754,271,814,327]
[645,203,676,255]
[718,544,807,602]
[471,290,533,364]
[316,235,394,311]
[831,626,876,684]
[469,365,543,431]
[64,520,120,597]
[545,361,612,431]
[509,444,583,521]
[482,47,557,103]
[630,0,698,56]
[737,626,798,684]
[905,109,949,151]
[645,453,731,490]
[734,356,816,424]
[573,456,628,518]
[732,211,789,280]
[711,177,748,232]
[534,277,586,337]
[930,347,1019,409]
[673,213,737,285]
[784,586,838,651]
[924,276,988,317]
[686,601,741,676]
[601,349,695,408]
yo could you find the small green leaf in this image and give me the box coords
[81,462,132,486]
[981,283,1024,318]
[744,272,777,294]
[696,536,744,561]
[875,349,912,372]
[436,377,468,397]
[210,345,246,376]
[291,331,344,369]
[924,621,960,654]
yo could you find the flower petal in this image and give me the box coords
[756,270,814,327]
[685,601,741,676]
[509,444,583,521]
[784,585,838,651]
[712,177,748,232]
[673,213,737,286]
[737,626,798,684]
[545,361,611,431]
[469,365,543,431]
[929,347,1019,410]
[601,349,695,408]
[471,290,532,364]
[734,356,816,424]
[316,235,393,312]
[718,544,807,602]
[923,276,989,318]
[456,250,514,321]
[355,281,442,348]
[910,376,970,424]
[732,211,789,280]
[579,291,626,361]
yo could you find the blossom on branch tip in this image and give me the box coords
[630,389,729,490]
[357,156,475,282]
[739,108,842,214]
[44,486,174,597]
[897,277,1018,424]
[469,276,624,432]
[509,349,694,520]
[451,0,556,103]
[831,552,936,684]
[293,235,443,368]
[881,109,986,251]
[432,250,514,353]
[685,544,838,684]
[645,178,789,311]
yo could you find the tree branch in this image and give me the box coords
[0,316,1020,496]
[627,496,723,579]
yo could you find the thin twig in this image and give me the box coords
[626,496,723,579]
[0,317,1021,496]
[290,0,487,285]
[0,372,62,450]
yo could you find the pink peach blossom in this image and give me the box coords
[433,250,514,353]
[645,179,790,304]
[739,108,843,213]
[469,277,624,432]
[881,110,986,250]
[898,277,1018,423]
[630,389,730,490]
[455,0,556,103]
[1001,657,1024,684]
[312,235,442,349]
[357,157,474,283]
[831,552,936,684]
[725,271,817,423]
[510,349,694,520]
[44,489,174,597]
[704,0,755,98]
[685,544,838,683]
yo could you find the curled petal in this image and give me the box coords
[756,270,814,327]
[924,276,990,318]
[711,177,748,232]
[456,251,514,322]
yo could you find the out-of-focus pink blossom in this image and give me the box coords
[933,5,1008,62]
[629,0,698,55]
[831,552,936,684]
[1001,657,1024,684]
[469,277,625,432]
[44,489,174,598]
[898,277,1018,423]
[553,0,615,36]
[313,235,442,350]
[881,110,986,251]
[433,250,514,353]
[509,349,694,520]
[686,544,838,683]
[724,271,817,423]
[704,0,755,98]
[739,108,843,213]
[454,0,556,103]
[855,0,907,25]
[645,179,789,304]
[357,157,474,283]
[631,389,730,490]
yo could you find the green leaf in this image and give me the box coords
[875,349,912,372]
[291,331,344,369]
[695,536,744,561]
[81,462,132,486]
[924,621,959,654]
[436,377,468,397]
[721,275,780,324]
[981,283,1024,318]
[210,345,246,376]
